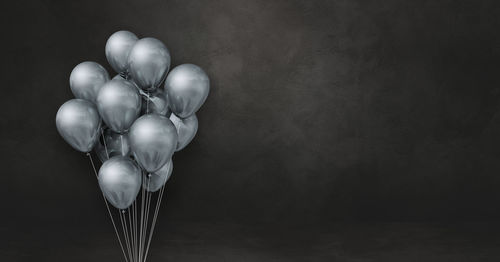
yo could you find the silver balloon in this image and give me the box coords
[129,114,177,172]
[96,78,141,133]
[98,156,141,209]
[70,61,110,103]
[170,113,198,151]
[95,129,131,163]
[105,30,138,74]
[56,99,101,152]
[164,64,209,118]
[128,37,171,91]
[143,159,173,192]
[141,89,171,116]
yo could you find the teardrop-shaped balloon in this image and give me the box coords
[98,156,141,209]
[143,159,173,192]
[170,113,198,151]
[70,61,110,103]
[105,30,139,74]
[141,89,171,116]
[128,37,171,91]
[164,64,209,118]
[96,78,141,133]
[95,129,131,162]
[56,99,101,152]
[129,114,177,172]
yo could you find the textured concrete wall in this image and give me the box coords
[2,0,500,228]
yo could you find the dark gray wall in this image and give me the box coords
[2,0,500,236]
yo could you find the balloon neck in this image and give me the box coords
[119,71,129,80]
[121,209,126,214]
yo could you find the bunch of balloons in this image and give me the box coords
[55,30,209,262]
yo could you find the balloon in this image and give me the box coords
[105,30,138,75]
[170,113,198,151]
[95,129,131,163]
[141,89,171,116]
[143,160,173,192]
[129,114,177,172]
[96,78,141,133]
[164,64,209,118]
[98,156,141,209]
[128,37,171,91]
[56,99,101,152]
[69,61,110,103]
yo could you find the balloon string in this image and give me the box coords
[146,92,150,114]
[139,174,147,262]
[133,201,138,262]
[87,153,128,262]
[120,134,124,156]
[144,184,166,262]
[128,207,136,262]
[120,210,133,261]
[101,129,109,159]
[141,182,152,261]
[140,177,152,262]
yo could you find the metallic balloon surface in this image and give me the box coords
[70,61,110,103]
[164,64,209,118]
[96,78,141,133]
[128,37,171,91]
[170,113,198,151]
[143,159,173,192]
[105,30,138,74]
[129,114,177,172]
[141,89,171,116]
[95,129,131,163]
[98,156,141,209]
[56,99,101,152]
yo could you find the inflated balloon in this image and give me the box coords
[96,78,141,133]
[143,160,173,192]
[98,156,141,209]
[105,30,138,75]
[70,61,110,103]
[128,37,171,91]
[142,89,171,116]
[56,99,101,152]
[95,129,131,162]
[164,64,209,118]
[129,114,177,172]
[170,113,198,151]
[56,32,211,261]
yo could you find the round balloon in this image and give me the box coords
[164,64,209,118]
[56,99,101,152]
[143,159,173,192]
[95,129,131,162]
[105,30,139,75]
[129,114,177,172]
[128,37,171,91]
[141,89,171,116]
[170,113,198,151]
[70,61,110,103]
[96,78,141,133]
[98,156,141,210]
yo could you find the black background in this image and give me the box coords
[2,0,500,261]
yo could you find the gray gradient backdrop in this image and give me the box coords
[2,0,500,261]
